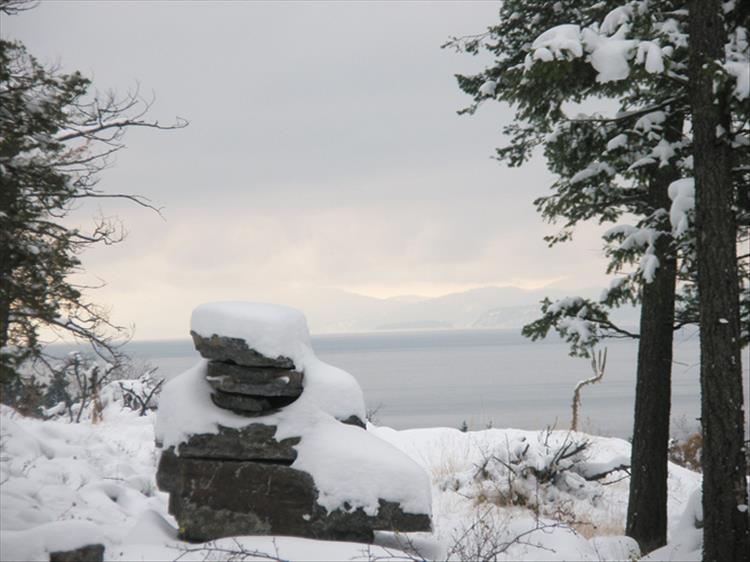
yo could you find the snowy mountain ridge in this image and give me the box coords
[286,285,632,333]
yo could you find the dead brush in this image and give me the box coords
[466,430,596,515]
[668,432,703,472]
[570,520,625,539]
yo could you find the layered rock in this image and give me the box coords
[190,330,304,418]
[159,450,429,543]
[205,362,303,397]
[190,331,295,369]
[49,545,105,562]
[156,302,431,544]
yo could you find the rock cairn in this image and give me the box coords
[156,324,430,543]
[193,331,307,418]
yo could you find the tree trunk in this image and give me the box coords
[0,179,15,387]
[626,181,678,554]
[688,2,750,560]
[625,109,684,554]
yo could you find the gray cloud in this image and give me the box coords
[7,1,613,338]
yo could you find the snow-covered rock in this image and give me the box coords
[190,301,311,367]
[155,302,432,543]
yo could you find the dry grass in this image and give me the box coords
[668,432,702,472]
[570,521,625,539]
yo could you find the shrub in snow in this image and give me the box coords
[446,507,575,562]
[42,353,115,423]
[117,369,164,416]
[38,354,163,423]
[667,432,702,474]
[439,429,629,526]
[0,372,45,418]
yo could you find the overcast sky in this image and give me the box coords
[5,1,612,339]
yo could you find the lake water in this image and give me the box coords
[120,328,748,439]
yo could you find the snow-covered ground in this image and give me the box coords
[0,403,701,561]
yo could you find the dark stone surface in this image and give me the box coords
[339,414,367,429]
[191,331,295,369]
[49,544,105,562]
[168,458,431,543]
[156,423,300,498]
[210,391,273,414]
[175,424,299,462]
[310,498,431,538]
[156,448,181,494]
[370,499,432,533]
[206,361,304,397]
[173,459,321,542]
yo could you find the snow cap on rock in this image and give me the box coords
[159,302,368,448]
[191,301,311,366]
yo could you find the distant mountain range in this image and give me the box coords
[279,285,639,334]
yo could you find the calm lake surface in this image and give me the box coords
[120,328,749,438]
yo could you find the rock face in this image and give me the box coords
[157,327,430,543]
[206,362,304,397]
[191,331,295,369]
[190,331,305,418]
[49,544,105,562]
[160,455,428,543]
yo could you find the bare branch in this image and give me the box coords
[56,115,188,143]
[70,191,166,219]
[571,348,607,432]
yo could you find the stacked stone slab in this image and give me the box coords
[193,331,305,416]
[156,331,429,543]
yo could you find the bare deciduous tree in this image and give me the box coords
[0,3,187,396]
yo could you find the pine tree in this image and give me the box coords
[0,3,186,390]
[447,0,748,553]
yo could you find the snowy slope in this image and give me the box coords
[0,404,701,561]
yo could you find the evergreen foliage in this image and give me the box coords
[0,3,186,389]
[448,0,748,553]
[446,0,749,353]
